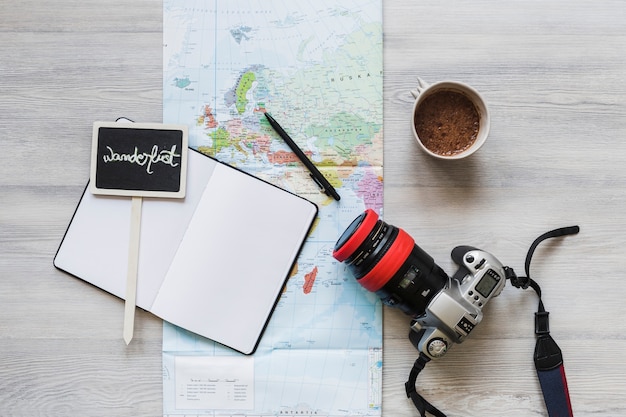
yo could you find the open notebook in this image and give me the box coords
[54,149,318,354]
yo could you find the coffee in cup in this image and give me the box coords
[410,78,490,159]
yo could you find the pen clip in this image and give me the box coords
[309,172,328,195]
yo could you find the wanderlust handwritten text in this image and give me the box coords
[103,145,181,174]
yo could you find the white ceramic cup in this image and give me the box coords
[410,78,490,160]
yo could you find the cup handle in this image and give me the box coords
[410,77,430,99]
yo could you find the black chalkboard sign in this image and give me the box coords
[90,122,188,198]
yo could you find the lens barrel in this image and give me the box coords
[333,209,449,316]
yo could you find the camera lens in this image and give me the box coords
[333,209,449,316]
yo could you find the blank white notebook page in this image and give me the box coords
[53,151,216,309]
[151,162,318,354]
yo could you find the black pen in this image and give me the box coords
[264,112,341,201]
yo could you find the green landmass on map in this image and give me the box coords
[236,72,256,114]
[173,77,191,89]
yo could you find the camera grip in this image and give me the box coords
[450,245,478,267]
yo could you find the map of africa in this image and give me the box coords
[162,1,383,416]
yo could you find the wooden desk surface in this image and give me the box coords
[2,1,625,416]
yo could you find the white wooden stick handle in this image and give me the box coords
[123,196,143,345]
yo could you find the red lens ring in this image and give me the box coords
[333,209,379,262]
[357,228,415,292]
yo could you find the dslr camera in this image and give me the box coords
[333,209,507,360]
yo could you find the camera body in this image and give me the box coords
[408,246,506,359]
[333,209,507,360]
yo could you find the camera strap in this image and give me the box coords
[404,226,579,417]
[508,225,579,417]
[405,352,446,417]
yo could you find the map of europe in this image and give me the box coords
[162,1,383,416]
